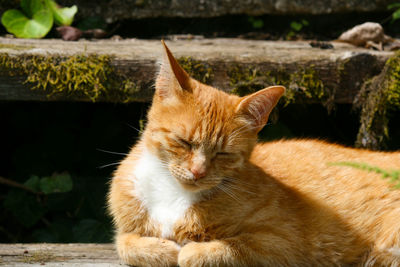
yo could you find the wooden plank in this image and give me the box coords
[0,37,394,103]
[0,243,123,267]
[0,0,394,23]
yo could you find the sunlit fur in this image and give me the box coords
[108,43,400,267]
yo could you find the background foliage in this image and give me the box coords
[0,102,148,243]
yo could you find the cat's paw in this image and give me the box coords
[116,233,180,267]
[178,242,206,267]
[178,241,231,267]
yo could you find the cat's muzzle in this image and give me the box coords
[169,164,197,185]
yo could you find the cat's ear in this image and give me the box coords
[155,40,192,100]
[236,86,285,132]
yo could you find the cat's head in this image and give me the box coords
[142,41,285,192]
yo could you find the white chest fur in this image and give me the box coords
[132,150,198,238]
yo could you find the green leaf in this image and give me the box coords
[290,21,303,32]
[24,175,40,192]
[248,16,264,29]
[3,190,45,227]
[328,161,400,189]
[1,8,53,38]
[21,0,47,18]
[388,3,400,10]
[253,19,264,29]
[46,0,77,26]
[392,9,400,22]
[39,173,73,194]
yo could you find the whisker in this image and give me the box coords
[157,159,170,167]
[222,182,257,195]
[98,162,121,169]
[126,123,143,134]
[217,184,242,203]
[222,177,259,189]
[97,148,129,156]
[159,164,170,169]
[221,177,259,196]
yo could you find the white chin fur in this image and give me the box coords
[132,149,199,238]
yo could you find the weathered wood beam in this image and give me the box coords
[0,37,393,104]
[0,243,121,267]
[1,1,395,24]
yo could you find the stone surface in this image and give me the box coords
[0,243,122,266]
[338,22,393,47]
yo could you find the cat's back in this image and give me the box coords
[253,139,400,173]
[252,139,400,195]
[252,139,400,251]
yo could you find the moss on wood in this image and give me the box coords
[355,51,400,150]
[0,53,139,102]
[228,64,327,106]
[21,251,56,264]
[178,56,214,84]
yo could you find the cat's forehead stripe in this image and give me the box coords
[188,123,198,142]
[189,102,227,149]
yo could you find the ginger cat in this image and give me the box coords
[108,41,400,266]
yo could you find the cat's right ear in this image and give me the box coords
[155,40,192,100]
[236,86,285,132]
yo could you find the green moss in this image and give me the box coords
[21,251,55,264]
[228,65,265,96]
[285,66,325,105]
[178,57,214,84]
[355,51,400,149]
[228,64,326,106]
[0,53,139,102]
[386,53,400,110]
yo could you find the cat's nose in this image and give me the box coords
[190,167,206,180]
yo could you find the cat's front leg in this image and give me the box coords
[116,232,180,267]
[178,233,303,267]
[178,240,252,267]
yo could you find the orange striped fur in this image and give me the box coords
[108,42,400,266]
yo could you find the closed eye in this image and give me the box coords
[216,152,233,157]
[214,152,240,162]
[176,137,192,149]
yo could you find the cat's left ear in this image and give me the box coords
[155,40,192,100]
[236,86,285,132]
